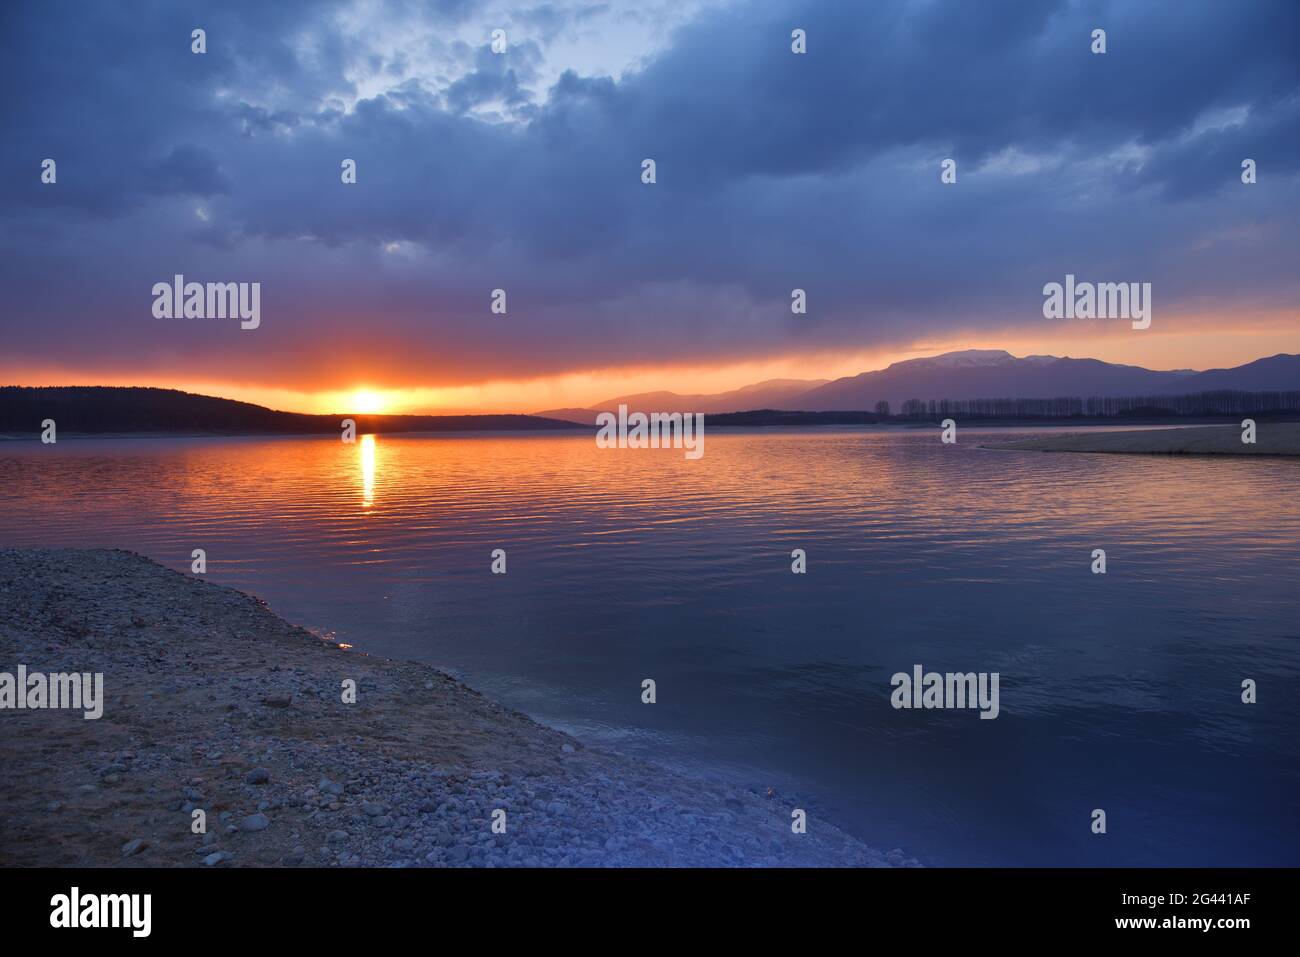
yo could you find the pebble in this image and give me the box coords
[0,548,909,871]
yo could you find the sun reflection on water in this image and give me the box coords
[360,434,377,507]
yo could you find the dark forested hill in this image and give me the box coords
[0,387,580,436]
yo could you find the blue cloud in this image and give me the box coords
[0,0,1296,387]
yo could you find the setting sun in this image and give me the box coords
[351,389,386,414]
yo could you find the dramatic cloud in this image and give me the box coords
[1,0,1296,397]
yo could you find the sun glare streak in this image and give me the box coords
[360,434,377,507]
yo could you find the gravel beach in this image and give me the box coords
[0,547,910,868]
[982,422,1300,456]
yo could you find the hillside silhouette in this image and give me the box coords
[0,387,580,436]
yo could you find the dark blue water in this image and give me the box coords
[2,427,1297,865]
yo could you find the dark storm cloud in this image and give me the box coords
[144,145,231,196]
[441,40,544,118]
[0,0,1296,387]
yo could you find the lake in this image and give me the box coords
[2,427,1297,865]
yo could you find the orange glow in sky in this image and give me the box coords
[3,309,1296,415]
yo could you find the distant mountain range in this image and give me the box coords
[536,350,1300,423]
[0,387,577,436]
[3,350,1297,437]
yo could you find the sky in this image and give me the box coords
[1,0,1297,414]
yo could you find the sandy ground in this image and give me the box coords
[0,547,912,868]
[982,422,1300,456]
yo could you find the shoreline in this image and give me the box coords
[0,547,911,868]
[982,422,1300,457]
[0,427,589,442]
[6,417,1299,444]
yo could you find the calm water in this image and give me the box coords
[2,428,1298,866]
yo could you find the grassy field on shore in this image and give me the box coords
[0,548,909,868]
[983,422,1300,456]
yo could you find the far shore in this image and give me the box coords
[0,427,588,442]
[0,548,910,868]
[983,422,1300,457]
[5,415,1298,442]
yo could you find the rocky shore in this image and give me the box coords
[0,548,910,867]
